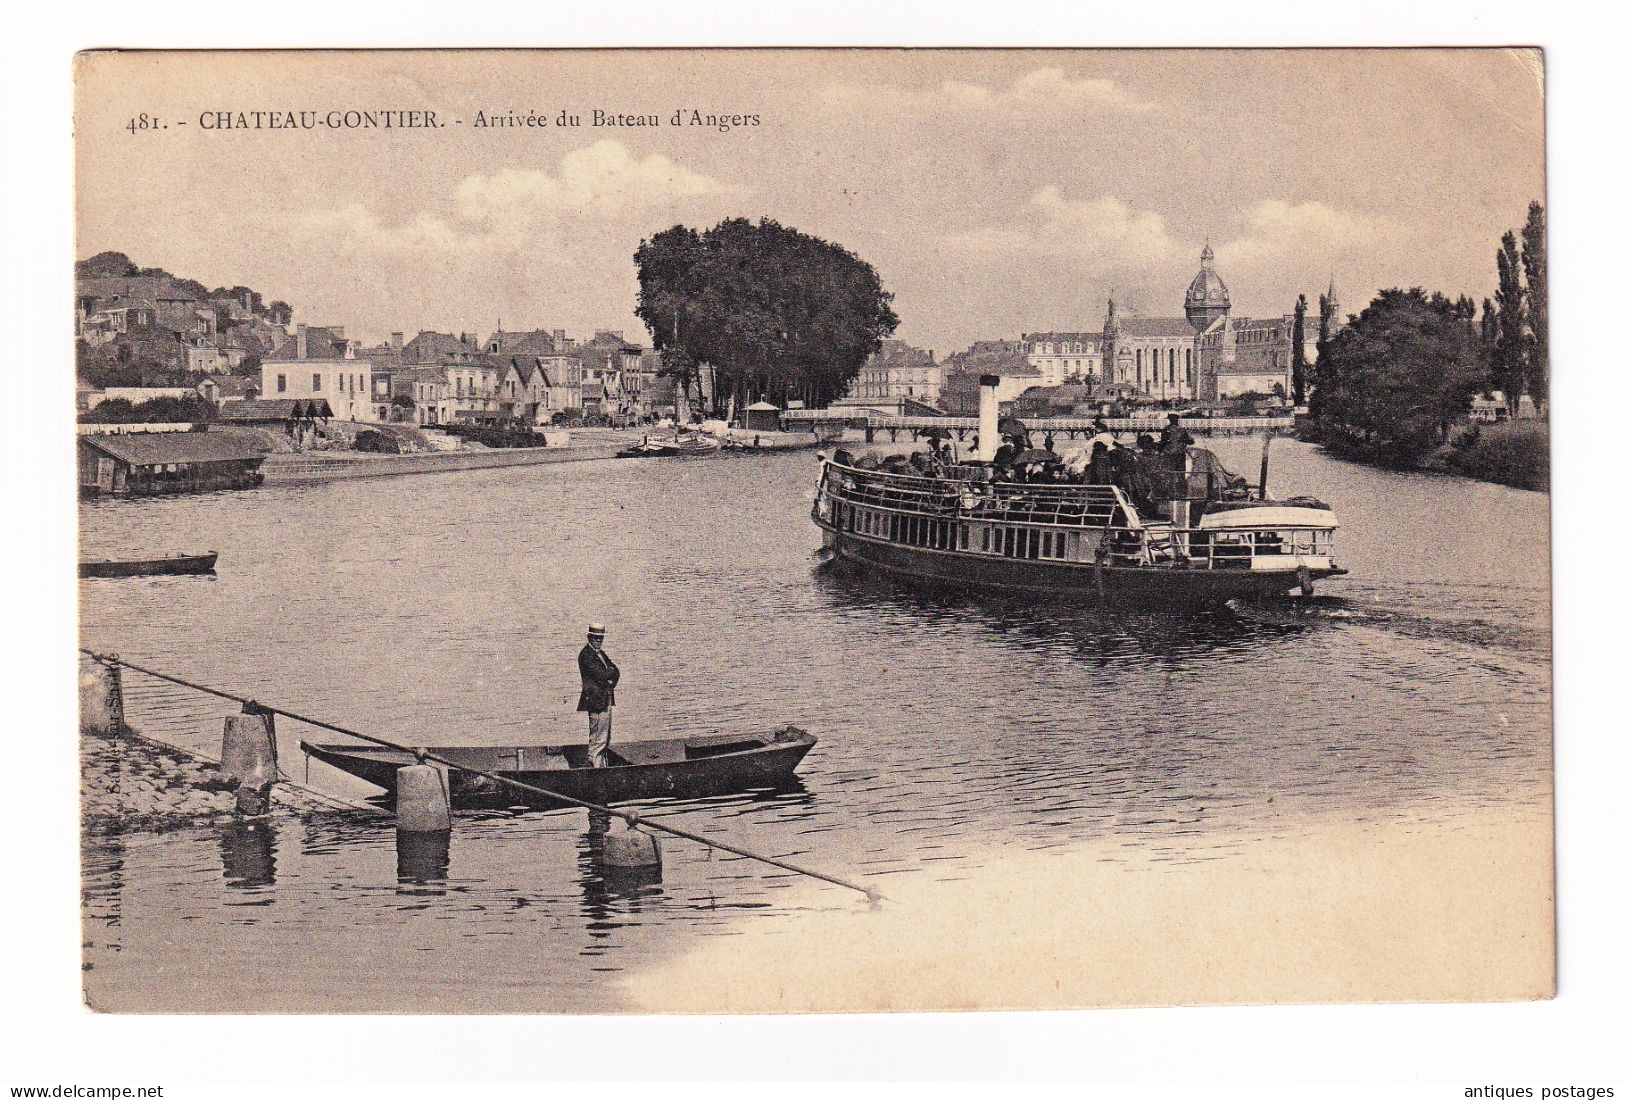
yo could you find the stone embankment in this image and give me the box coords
[79,657,373,833]
[81,724,363,834]
[261,441,627,485]
[81,725,242,833]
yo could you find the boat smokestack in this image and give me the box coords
[977,375,1000,462]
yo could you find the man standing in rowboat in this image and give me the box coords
[577,623,621,768]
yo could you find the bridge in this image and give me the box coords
[779,408,1294,442]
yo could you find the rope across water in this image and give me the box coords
[80,648,882,904]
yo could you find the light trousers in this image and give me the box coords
[587,709,612,768]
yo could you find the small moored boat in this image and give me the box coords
[615,440,680,458]
[79,551,219,578]
[301,726,818,808]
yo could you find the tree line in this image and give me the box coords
[1306,201,1546,467]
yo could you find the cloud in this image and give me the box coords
[298,140,736,254]
[952,191,1395,276]
[1219,199,1397,268]
[949,188,1181,266]
[820,68,1157,120]
[939,68,1158,114]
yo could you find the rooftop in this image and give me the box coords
[80,432,266,466]
[216,398,335,422]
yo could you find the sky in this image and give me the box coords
[75,49,1545,355]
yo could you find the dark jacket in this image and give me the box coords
[576,645,621,713]
[1160,424,1194,454]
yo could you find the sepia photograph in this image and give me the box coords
[65,46,1561,1019]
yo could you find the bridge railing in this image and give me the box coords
[783,411,1292,434]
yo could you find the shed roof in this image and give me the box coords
[217,398,334,422]
[80,432,265,467]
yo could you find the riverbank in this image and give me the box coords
[81,720,371,835]
[258,428,821,485]
[1303,418,1549,492]
[1428,420,1550,491]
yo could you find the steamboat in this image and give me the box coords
[812,375,1345,604]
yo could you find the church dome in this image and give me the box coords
[1184,243,1231,328]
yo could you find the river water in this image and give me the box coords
[78,438,1551,1012]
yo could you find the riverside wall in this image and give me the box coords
[261,443,627,485]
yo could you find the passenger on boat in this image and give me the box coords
[1160,414,1195,455]
[1082,440,1114,485]
[577,623,621,768]
[1109,438,1155,511]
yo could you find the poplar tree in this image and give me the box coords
[1493,230,1527,414]
[1291,294,1308,406]
[1521,201,1547,412]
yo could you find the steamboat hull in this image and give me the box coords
[819,527,1345,604]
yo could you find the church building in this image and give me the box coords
[1100,244,1341,404]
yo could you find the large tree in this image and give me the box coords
[1290,294,1308,407]
[634,217,899,413]
[1521,201,1547,412]
[1309,288,1486,466]
[1493,229,1527,413]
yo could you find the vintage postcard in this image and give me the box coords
[74,48,1551,1013]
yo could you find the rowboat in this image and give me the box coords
[79,551,219,578]
[300,726,818,808]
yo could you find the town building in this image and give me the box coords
[195,375,260,408]
[1020,332,1105,386]
[840,339,943,409]
[76,276,202,341]
[262,324,376,422]
[936,364,1046,415]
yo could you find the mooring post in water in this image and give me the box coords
[80,655,124,736]
[396,754,452,833]
[221,705,277,817]
[602,811,662,869]
[1258,430,1274,499]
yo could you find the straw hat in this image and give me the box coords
[587,622,606,637]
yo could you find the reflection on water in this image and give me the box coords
[396,829,451,894]
[580,810,665,915]
[79,439,1551,1011]
[219,820,277,894]
[813,557,1313,662]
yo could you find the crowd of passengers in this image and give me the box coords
[833,415,1248,516]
